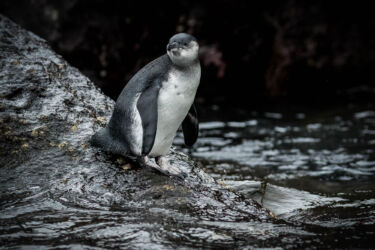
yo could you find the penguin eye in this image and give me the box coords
[183,42,188,46]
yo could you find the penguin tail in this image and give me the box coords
[90,128,129,156]
[90,128,110,149]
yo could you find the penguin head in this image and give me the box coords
[167,33,199,67]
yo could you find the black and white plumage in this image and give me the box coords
[91,33,200,178]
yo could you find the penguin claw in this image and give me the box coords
[138,156,187,180]
[156,156,187,179]
[158,164,187,180]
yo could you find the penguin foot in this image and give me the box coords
[139,156,186,179]
[156,156,187,179]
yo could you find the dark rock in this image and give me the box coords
[0,15,272,248]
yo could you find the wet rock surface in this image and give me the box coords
[0,15,281,248]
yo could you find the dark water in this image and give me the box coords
[1,105,375,249]
[175,105,375,248]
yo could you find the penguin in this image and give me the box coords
[91,33,200,178]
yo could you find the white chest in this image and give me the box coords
[149,66,200,156]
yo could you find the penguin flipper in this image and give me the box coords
[137,83,160,155]
[182,104,199,147]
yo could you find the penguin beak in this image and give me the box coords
[167,42,179,52]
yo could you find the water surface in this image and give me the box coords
[175,106,375,248]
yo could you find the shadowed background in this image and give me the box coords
[1,0,375,115]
